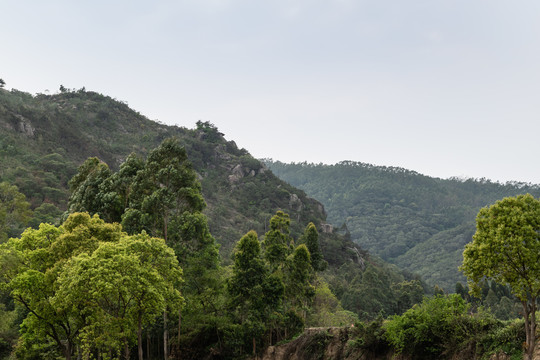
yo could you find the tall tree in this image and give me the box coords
[263,211,292,271]
[300,222,327,272]
[460,194,540,360]
[67,139,222,357]
[228,230,283,356]
[123,138,205,242]
[67,158,120,223]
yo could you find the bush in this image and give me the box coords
[383,294,487,358]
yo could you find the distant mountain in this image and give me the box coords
[264,160,540,290]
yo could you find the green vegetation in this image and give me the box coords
[0,86,536,359]
[375,294,525,359]
[264,160,540,290]
[1,213,182,359]
[461,194,540,360]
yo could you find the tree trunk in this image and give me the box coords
[138,315,144,360]
[522,299,537,360]
[124,337,130,360]
[64,341,72,360]
[164,310,169,360]
[178,308,182,359]
[147,333,150,360]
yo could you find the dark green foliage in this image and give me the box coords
[264,160,540,290]
[347,316,388,356]
[300,222,327,272]
[0,182,32,242]
[263,211,292,271]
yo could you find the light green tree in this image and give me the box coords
[55,233,182,360]
[0,212,182,360]
[460,194,540,360]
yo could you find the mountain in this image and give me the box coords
[263,160,540,290]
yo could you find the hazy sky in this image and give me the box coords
[2,1,540,183]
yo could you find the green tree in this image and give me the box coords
[460,194,540,360]
[66,139,221,357]
[228,230,281,356]
[263,211,292,271]
[124,138,205,242]
[384,294,472,358]
[283,244,314,318]
[67,158,120,223]
[55,233,183,360]
[301,222,327,272]
[1,213,183,360]
[0,182,32,243]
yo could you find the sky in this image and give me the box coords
[2,0,540,184]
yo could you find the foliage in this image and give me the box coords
[0,212,182,359]
[264,160,540,290]
[347,316,388,356]
[0,182,32,243]
[461,194,540,359]
[383,294,497,359]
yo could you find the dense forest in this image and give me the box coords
[0,85,537,359]
[264,160,540,290]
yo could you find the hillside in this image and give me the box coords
[0,87,328,259]
[264,160,540,290]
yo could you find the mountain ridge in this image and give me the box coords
[264,159,540,289]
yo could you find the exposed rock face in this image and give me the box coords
[16,115,35,137]
[289,193,304,211]
[320,223,333,234]
[228,164,245,184]
[259,327,393,360]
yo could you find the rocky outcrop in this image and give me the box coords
[15,115,35,137]
[320,223,333,234]
[289,193,304,212]
[259,327,392,360]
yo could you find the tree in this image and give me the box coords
[0,78,5,88]
[263,211,292,271]
[228,231,281,356]
[55,233,183,360]
[460,194,540,360]
[282,244,315,324]
[300,222,327,272]
[1,213,183,360]
[67,139,222,357]
[123,138,205,243]
[67,158,120,223]
[0,182,32,243]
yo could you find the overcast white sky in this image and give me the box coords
[2,1,540,183]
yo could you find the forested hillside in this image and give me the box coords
[264,160,540,290]
[0,86,428,355]
[0,86,534,360]
[0,87,328,259]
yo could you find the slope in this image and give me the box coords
[264,160,540,290]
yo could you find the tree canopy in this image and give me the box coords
[0,212,182,360]
[460,194,540,360]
